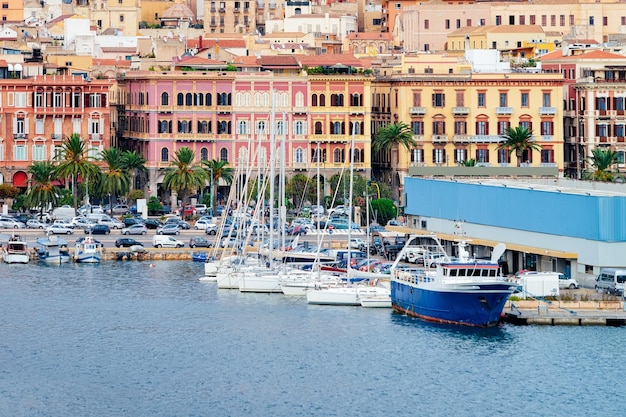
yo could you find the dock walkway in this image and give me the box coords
[503,300,626,326]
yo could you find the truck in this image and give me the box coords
[516,272,560,299]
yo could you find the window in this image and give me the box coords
[551,15,556,26]
[603,16,608,26]
[220,148,228,162]
[520,120,532,132]
[521,92,529,107]
[120,14,124,22]
[596,124,608,137]
[411,148,423,163]
[497,121,510,135]
[294,121,305,135]
[33,144,45,161]
[454,148,466,163]
[177,93,184,106]
[200,148,208,161]
[295,148,304,164]
[560,15,565,26]
[589,16,594,25]
[14,145,26,161]
[161,148,169,162]
[496,15,501,25]
[432,120,446,135]
[333,148,343,163]
[424,20,429,29]
[295,92,304,107]
[477,92,486,107]
[530,15,535,25]
[314,121,323,134]
[456,19,461,28]
[541,149,554,163]
[519,16,525,25]
[411,121,424,135]
[432,93,445,107]
[454,121,466,135]
[161,92,169,106]
[541,15,546,25]
[445,19,450,29]
[432,148,446,164]
[413,92,421,107]
[237,120,249,134]
[1,4,8,9]
[476,149,489,163]
[570,15,575,25]
[616,124,625,138]
[456,91,464,107]
[35,118,44,134]
[541,121,554,135]
[476,121,489,135]
[499,92,508,107]
[542,92,551,107]
[498,149,510,164]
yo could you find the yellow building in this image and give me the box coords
[447,25,546,56]
[371,53,564,197]
[1,0,23,22]
[76,0,141,36]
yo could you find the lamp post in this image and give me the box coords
[370,181,380,200]
[208,167,214,215]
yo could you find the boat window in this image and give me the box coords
[449,269,457,277]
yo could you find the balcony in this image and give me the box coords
[540,135,553,141]
[473,135,501,143]
[51,133,62,140]
[495,107,513,115]
[412,135,424,142]
[13,133,26,139]
[90,133,101,141]
[453,135,471,143]
[219,7,225,12]
[539,106,557,115]
[293,106,307,114]
[409,106,426,115]
[432,135,448,143]
[452,107,469,115]
[234,7,240,12]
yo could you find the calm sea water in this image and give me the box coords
[0,260,623,417]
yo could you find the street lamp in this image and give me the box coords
[208,167,214,215]
[370,181,380,200]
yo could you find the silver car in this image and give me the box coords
[120,224,148,235]
[0,218,26,229]
[46,224,74,235]
[26,219,48,229]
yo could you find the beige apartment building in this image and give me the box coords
[371,53,564,197]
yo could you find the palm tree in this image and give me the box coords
[53,133,101,214]
[120,150,147,191]
[98,147,131,214]
[585,147,619,182]
[202,159,234,213]
[163,147,208,208]
[25,161,61,217]
[497,126,542,167]
[372,122,417,154]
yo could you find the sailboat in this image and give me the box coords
[306,122,391,306]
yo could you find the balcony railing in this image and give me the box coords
[452,107,469,115]
[495,107,513,115]
[432,135,448,143]
[409,106,426,115]
[90,133,100,141]
[453,135,471,143]
[473,135,501,143]
[412,134,424,142]
[51,133,62,140]
[14,133,26,139]
[541,135,553,141]
[539,106,557,115]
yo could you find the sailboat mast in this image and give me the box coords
[280,112,286,254]
[347,122,356,265]
[268,90,276,264]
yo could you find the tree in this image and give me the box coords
[163,147,208,207]
[25,161,61,215]
[286,174,312,209]
[497,126,541,167]
[120,150,147,191]
[370,198,397,225]
[202,159,234,213]
[98,147,131,214]
[585,147,619,182]
[372,122,417,154]
[53,133,100,214]
[0,184,20,199]
[328,172,368,207]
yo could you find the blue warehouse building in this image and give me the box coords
[402,177,626,281]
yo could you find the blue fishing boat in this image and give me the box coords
[36,236,71,264]
[391,236,517,327]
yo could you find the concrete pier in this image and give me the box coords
[503,300,626,326]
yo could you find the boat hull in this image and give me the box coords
[75,254,102,263]
[391,281,515,327]
[39,254,71,264]
[2,253,30,264]
[307,285,390,306]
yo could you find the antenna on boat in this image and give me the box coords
[490,243,506,263]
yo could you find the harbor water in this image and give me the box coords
[0,261,623,416]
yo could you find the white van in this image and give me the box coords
[152,235,184,248]
[595,268,626,295]
[52,205,76,221]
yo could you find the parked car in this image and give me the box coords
[194,218,216,230]
[122,217,143,227]
[112,205,130,215]
[0,217,26,229]
[46,224,74,235]
[70,216,93,229]
[558,274,579,290]
[85,224,111,235]
[52,219,75,229]
[157,224,181,235]
[143,218,163,229]
[120,224,148,235]
[115,237,144,248]
[26,219,47,229]
[288,224,308,236]
[347,238,366,250]
[164,217,190,230]
[205,223,232,236]
[194,204,208,215]
[98,218,124,229]
[189,236,212,248]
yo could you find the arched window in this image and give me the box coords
[295,148,304,163]
[281,92,288,106]
[294,120,304,135]
[185,93,193,106]
[255,93,262,107]
[243,93,250,107]
[198,120,208,133]
[295,92,304,107]
[177,93,184,106]
[263,93,269,107]
[161,92,169,106]
[205,93,212,106]
[315,121,323,134]
[257,120,266,135]
[311,94,318,107]
[238,120,248,134]
[161,147,169,162]
[218,121,228,134]
[319,94,326,106]
[196,93,203,106]
[236,93,242,106]
[333,148,343,163]
[331,121,342,134]
[220,147,228,162]
[275,121,284,135]
[200,148,208,161]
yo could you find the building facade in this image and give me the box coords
[0,75,114,188]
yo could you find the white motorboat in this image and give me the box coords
[36,236,70,264]
[360,294,392,308]
[306,282,391,306]
[74,236,103,263]
[1,235,30,264]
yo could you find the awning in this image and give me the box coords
[12,171,27,187]
[385,225,578,259]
